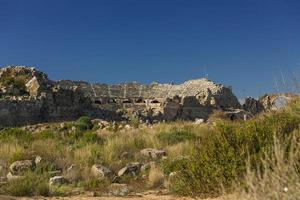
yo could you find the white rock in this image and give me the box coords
[194,118,204,124]
[49,176,67,186]
[91,164,113,179]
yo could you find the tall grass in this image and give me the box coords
[240,133,300,200]
[0,102,300,197]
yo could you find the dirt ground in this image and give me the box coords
[0,194,234,200]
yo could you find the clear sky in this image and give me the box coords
[1,0,300,98]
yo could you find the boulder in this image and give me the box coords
[194,118,204,124]
[140,148,166,159]
[9,160,35,175]
[271,96,290,110]
[91,119,110,129]
[224,109,253,121]
[91,164,113,179]
[34,155,42,165]
[243,97,264,115]
[49,176,67,186]
[118,162,142,177]
[108,183,129,196]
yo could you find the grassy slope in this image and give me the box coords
[0,102,299,199]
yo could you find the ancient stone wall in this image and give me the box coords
[57,78,241,121]
[0,66,242,127]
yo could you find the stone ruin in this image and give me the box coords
[56,77,242,122]
[0,65,291,127]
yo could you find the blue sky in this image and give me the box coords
[1,0,300,98]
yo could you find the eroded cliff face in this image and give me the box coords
[0,65,242,127]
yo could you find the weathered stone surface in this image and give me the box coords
[118,162,142,177]
[91,164,113,179]
[49,176,67,186]
[194,118,204,124]
[224,109,253,121]
[243,97,264,115]
[9,160,35,175]
[140,148,166,159]
[34,155,42,165]
[260,94,293,111]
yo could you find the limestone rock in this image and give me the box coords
[243,97,264,115]
[9,160,35,175]
[49,176,67,186]
[194,118,204,124]
[91,164,113,179]
[140,148,166,159]
[224,109,253,121]
[118,162,142,177]
[34,155,42,165]
[259,94,294,111]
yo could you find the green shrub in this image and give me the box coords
[157,128,196,145]
[162,156,190,175]
[167,108,300,196]
[74,116,93,132]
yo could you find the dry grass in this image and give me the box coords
[0,143,26,164]
[1,106,300,198]
[240,134,300,200]
[148,166,165,188]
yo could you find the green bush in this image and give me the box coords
[166,108,300,196]
[74,116,93,132]
[157,128,196,145]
